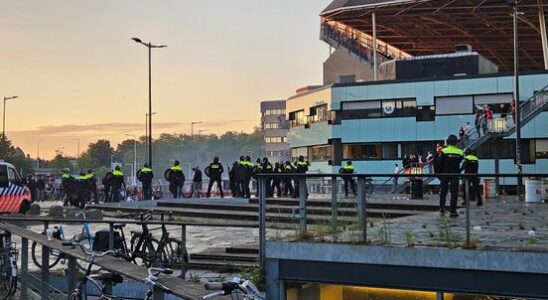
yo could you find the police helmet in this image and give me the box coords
[347,160,353,165]
[144,163,150,168]
[174,160,180,166]
[213,156,219,163]
[239,156,245,161]
[464,148,475,156]
[298,155,304,160]
[79,171,86,176]
[87,169,93,173]
[63,168,70,173]
[115,165,121,171]
[445,134,458,146]
[245,156,251,161]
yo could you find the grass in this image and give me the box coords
[404,230,415,247]
[375,214,391,245]
[437,218,457,249]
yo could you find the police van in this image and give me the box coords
[0,161,32,214]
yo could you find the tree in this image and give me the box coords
[78,139,114,169]
[0,134,35,175]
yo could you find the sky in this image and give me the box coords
[0,0,331,159]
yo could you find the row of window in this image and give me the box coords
[265,136,287,144]
[263,122,279,129]
[290,139,547,163]
[263,108,285,116]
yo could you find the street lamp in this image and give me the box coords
[132,37,167,168]
[509,0,523,196]
[126,133,138,186]
[2,95,18,157]
[191,121,202,136]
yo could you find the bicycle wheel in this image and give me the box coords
[142,238,162,267]
[0,255,15,300]
[161,238,187,268]
[31,241,63,269]
[72,234,103,273]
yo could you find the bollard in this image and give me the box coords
[465,178,471,246]
[41,222,49,300]
[259,178,267,268]
[331,176,338,228]
[357,177,367,242]
[298,177,307,235]
[178,225,187,279]
[21,237,28,298]
[67,256,77,295]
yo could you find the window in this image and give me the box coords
[8,167,20,184]
[339,75,356,83]
[264,123,279,129]
[309,104,329,123]
[311,145,332,162]
[0,165,8,187]
[436,96,473,115]
[289,110,306,127]
[417,106,435,121]
[291,147,308,160]
[265,136,285,143]
[263,108,285,116]
[343,144,381,160]
[477,139,535,163]
[382,144,399,159]
[341,101,381,119]
[381,99,416,117]
[536,139,548,159]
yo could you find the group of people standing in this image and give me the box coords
[60,168,100,208]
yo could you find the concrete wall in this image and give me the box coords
[323,48,375,85]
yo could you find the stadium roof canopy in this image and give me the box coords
[321,0,548,72]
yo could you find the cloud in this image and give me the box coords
[10,122,182,138]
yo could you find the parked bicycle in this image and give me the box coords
[63,241,172,300]
[0,231,18,299]
[203,277,264,300]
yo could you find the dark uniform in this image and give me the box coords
[85,169,98,203]
[110,167,125,202]
[340,161,357,197]
[228,162,239,197]
[272,162,283,197]
[75,171,90,208]
[61,170,76,206]
[168,162,184,199]
[461,150,483,206]
[137,164,154,200]
[293,156,309,198]
[435,135,464,217]
[282,161,294,197]
[102,172,113,203]
[206,157,224,198]
[260,158,274,197]
[236,157,248,198]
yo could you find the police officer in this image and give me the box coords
[461,149,483,206]
[110,166,126,202]
[282,161,294,197]
[61,168,76,206]
[260,157,274,197]
[236,156,248,198]
[340,161,357,197]
[229,161,239,197]
[85,169,98,204]
[75,171,90,208]
[435,134,464,217]
[242,156,253,198]
[102,171,113,203]
[272,162,283,197]
[293,155,309,198]
[166,161,184,198]
[137,163,154,200]
[206,156,224,198]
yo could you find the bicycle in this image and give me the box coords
[0,231,18,300]
[63,241,173,300]
[203,277,264,300]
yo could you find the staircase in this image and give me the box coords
[393,84,548,194]
[320,21,410,65]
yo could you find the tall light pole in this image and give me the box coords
[2,95,18,157]
[126,134,138,186]
[145,112,157,150]
[191,121,202,136]
[509,0,523,196]
[132,37,166,168]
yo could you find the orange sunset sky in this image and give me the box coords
[0,0,331,159]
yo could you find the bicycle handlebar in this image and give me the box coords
[61,241,125,259]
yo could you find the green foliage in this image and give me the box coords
[0,134,35,175]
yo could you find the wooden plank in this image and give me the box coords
[0,222,205,300]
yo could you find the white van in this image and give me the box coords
[0,161,32,214]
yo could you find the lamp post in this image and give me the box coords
[191,121,202,136]
[145,112,157,149]
[2,95,18,157]
[509,0,523,196]
[132,37,166,168]
[126,134,138,186]
[37,140,43,170]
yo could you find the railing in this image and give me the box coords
[321,21,411,63]
[256,172,548,265]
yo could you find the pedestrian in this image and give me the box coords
[402,154,410,173]
[340,161,357,197]
[435,134,464,217]
[228,161,239,197]
[167,160,184,199]
[61,168,76,206]
[272,162,283,197]
[500,103,509,119]
[86,169,98,204]
[426,151,434,174]
[510,98,516,124]
[102,171,113,203]
[137,163,154,200]
[25,175,37,203]
[206,156,224,198]
[458,126,465,147]
[192,166,203,198]
[36,175,46,202]
[236,156,248,198]
[260,157,273,197]
[474,111,482,138]
[75,171,90,208]
[484,105,493,133]
[392,163,401,192]
[461,149,483,207]
[110,166,126,203]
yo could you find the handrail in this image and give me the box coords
[256,173,548,178]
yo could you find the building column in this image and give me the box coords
[538,0,548,69]
[372,11,378,80]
